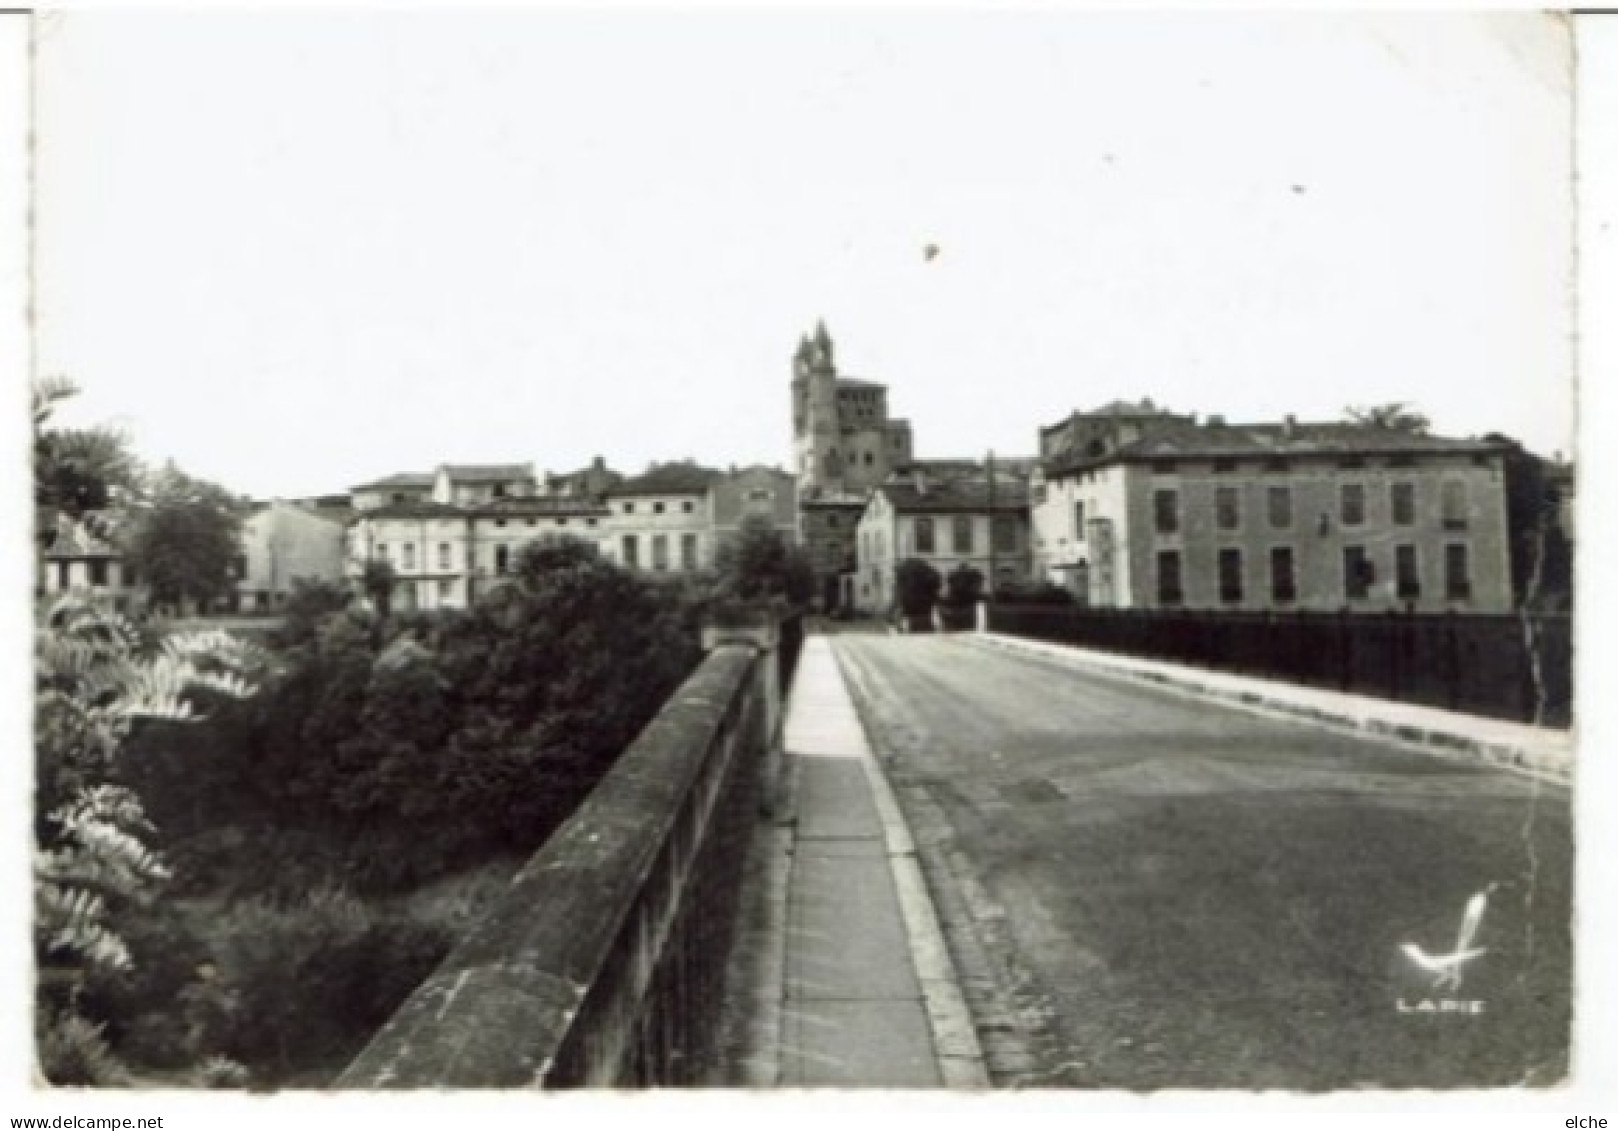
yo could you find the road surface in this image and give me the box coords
[833,635,1572,1090]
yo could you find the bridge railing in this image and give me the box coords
[987,605,1571,728]
[338,618,788,1088]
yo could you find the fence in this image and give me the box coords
[987,605,1572,728]
[338,630,783,1088]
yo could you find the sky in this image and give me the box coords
[30,9,1575,500]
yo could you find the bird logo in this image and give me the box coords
[1400,885,1496,993]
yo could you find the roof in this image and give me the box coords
[836,377,886,391]
[895,457,1038,480]
[877,478,1031,515]
[351,497,608,523]
[1045,418,1508,478]
[610,463,722,497]
[349,501,467,522]
[351,472,434,491]
[42,512,122,559]
[438,463,536,484]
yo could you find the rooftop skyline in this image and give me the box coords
[34,11,1575,499]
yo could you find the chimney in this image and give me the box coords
[1208,414,1226,427]
[1284,414,1296,437]
[913,468,927,496]
[593,456,605,471]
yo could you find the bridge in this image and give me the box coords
[338,614,1572,1090]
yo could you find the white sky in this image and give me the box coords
[32,10,1575,500]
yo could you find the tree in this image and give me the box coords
[711,515,815,607]
[360,559,398,621]
[894,558,943,617]
[1344,403,1431,434]
[1483,434,1574,610]
[943,564,985,608]
[125,465,245,612]
[32,377,139,543]
[34,592,256,1083]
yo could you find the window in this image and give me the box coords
[1152,460,1178,475]
[681,533,698,570]
[438,542,451,570]
[123,566,139,587]
[494,544,510,574]
[492,483,507,498]
[1264,457,1292,473]
[1156,551,1183,606]
[952,515,972,553]
[1269,546,1296,604]
[1217,549,1243,603]
[527,518,537,527]
[654,501,666,515]
[1213,458,1239,474]
[1445,544,1471,600]
[1340,484,1366,527]
[1267,486,1293,529]
[587,517,598,528]
[1344,546,1374,601]
[494,518,507,528]
[915,517,935,554]
[376,543,389,562]
[622,502,636,515]
[1391,482,1416,526]
[1074,502,1086,538]
[56,561,70,589]
[1216,486,1241,531]
[1395,544,1420,599]
[622,534,639,568]
[1337,456,1366,470]
[1154,489,1180,534]
[652,534,669,571]
[683,500,695,514]
[402,543,416,571]
[992,515,1017,553]
[1441,481,1468,530]
[89,560,108,586]
[864,452,874,466]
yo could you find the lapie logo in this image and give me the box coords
[1395,885,1494,1015]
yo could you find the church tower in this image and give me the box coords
[792,320,841,498]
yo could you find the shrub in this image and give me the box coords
[894,558,943,616]
[180,888,457,1084]
[943,564,985,608]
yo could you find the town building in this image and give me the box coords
[39,512,143,613]
[601,462,722,574]
[1030,404,1515,613]
[711,465,799,548]
[345,495,612,611]
[236,501,347,612]
[852,465,1033,615]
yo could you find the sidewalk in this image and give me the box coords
[770,636,986,1088]
[970,631,1574,782]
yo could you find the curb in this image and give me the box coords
[965,632,1572,785]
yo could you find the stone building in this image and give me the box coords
[852,465,1033,615]
[1030,405,1515,613]
[789,322,917,609]
[711,465,799,548]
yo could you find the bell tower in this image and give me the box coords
[792,321,841,497]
